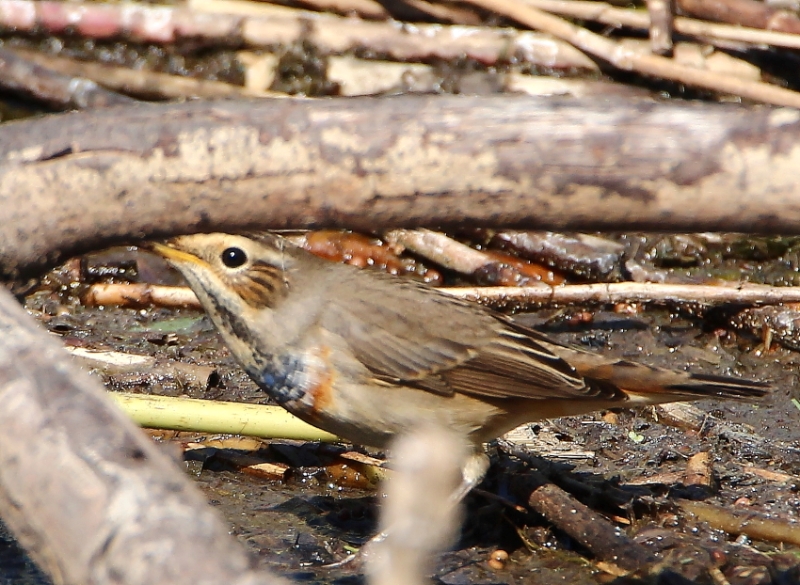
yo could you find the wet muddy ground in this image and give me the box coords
[3,232,800,585]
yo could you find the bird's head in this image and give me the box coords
[151,232,293,311]
[149,233,299,363]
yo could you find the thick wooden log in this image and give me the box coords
[1,96,799,278]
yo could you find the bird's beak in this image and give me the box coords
[148,241,205,267]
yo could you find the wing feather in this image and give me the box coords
[319,270,592,399]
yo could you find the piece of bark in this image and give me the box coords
[3,97,800,279]
[0,286,284,585]
[730,304,800,351]
[677,0,800,34]
[490,232,624,281]
[684,451,713,487]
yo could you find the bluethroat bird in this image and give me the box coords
[151,233,769,494]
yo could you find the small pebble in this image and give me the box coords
[487,549,508,570]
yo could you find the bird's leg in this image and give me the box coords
[450,450,491,504]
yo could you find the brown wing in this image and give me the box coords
[311,255,768,403]
[433,320,622,400]
[319,270,594,399]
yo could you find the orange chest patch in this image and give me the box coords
[306,345,337,415]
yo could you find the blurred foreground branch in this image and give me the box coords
[0,286,285,585]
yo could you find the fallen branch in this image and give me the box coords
[677,0,800,34]
[8,47,278,101]
[0,0,596,71]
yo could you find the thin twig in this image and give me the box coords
[448,282,800,307]
[84,281,800,310]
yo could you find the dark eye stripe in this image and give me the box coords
[230,261,287,309]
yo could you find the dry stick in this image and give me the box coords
[465,0,800,108]
[0,0,596,71]
[83,283,202,309]
[0,287,283,585]
[82,281,800,310]
[193,0,389,19]
[8,48,282,100]
[0,47,135,109]
[396,0,484,24]
[385,229,491,273]
[524,0,800,50]
[289,0,390,19]
[678,500,800,546]
[523,475,656,572]
[743,464,799,484]
[646,0,675,55]
[447,282,800,307]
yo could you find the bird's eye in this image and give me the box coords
[221,247,248,268]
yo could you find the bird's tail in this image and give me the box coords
[543,343,769,402]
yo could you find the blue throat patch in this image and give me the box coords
[254,354,307,404]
